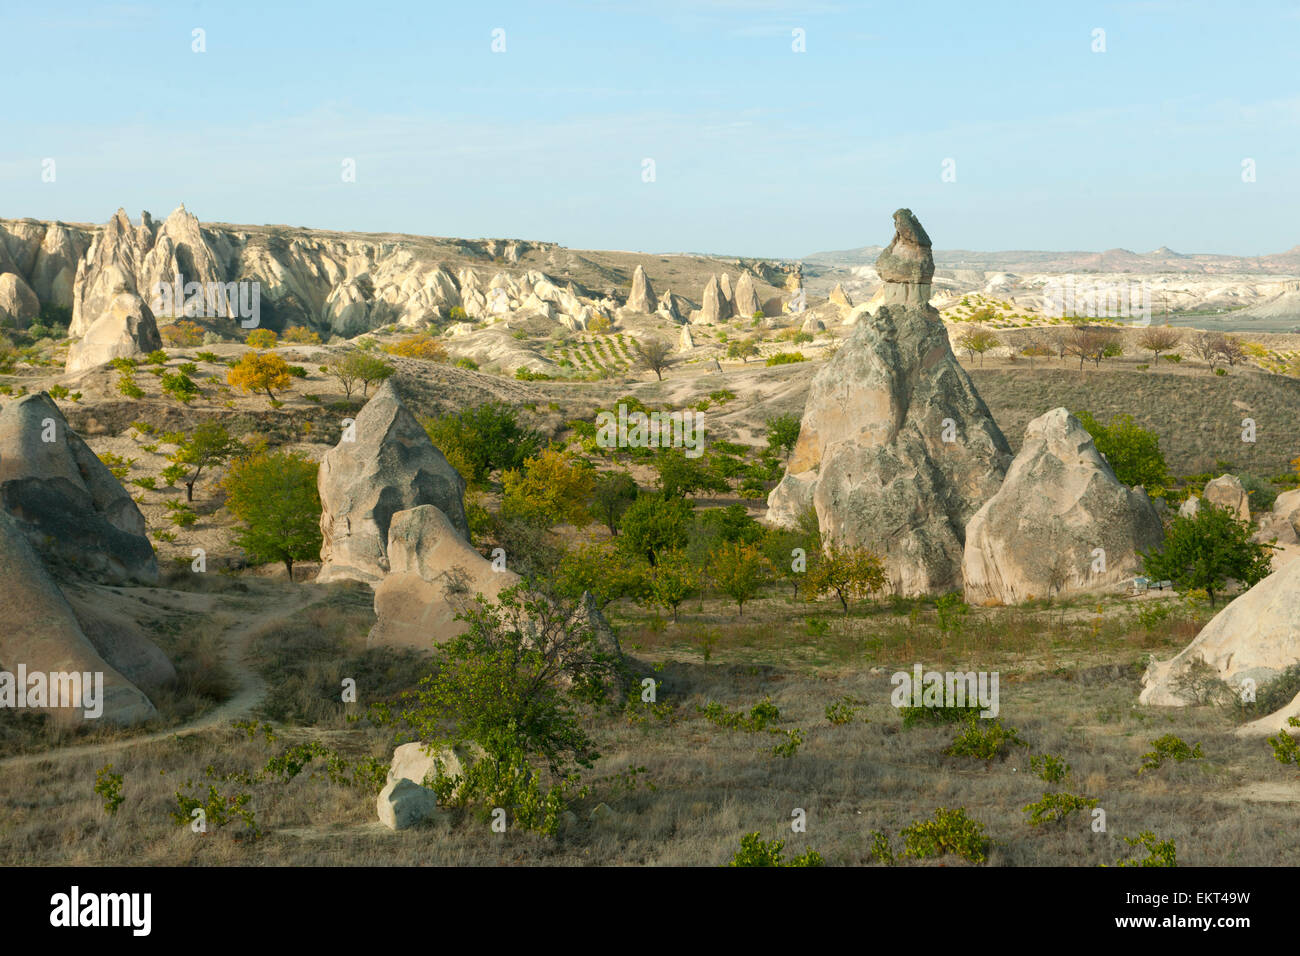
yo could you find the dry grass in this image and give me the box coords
[3,584,1297,867]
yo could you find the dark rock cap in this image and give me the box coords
[874,208,935,284]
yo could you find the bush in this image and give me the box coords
[161,320,205,347]
[161,370,200,403]
[421,402,541,485]
[1138,734,1203,774]
[943,715,1028,760]
[900,807,990,864]
[728,832,823,867]
[1141,504,1273,606]
[1023,791,1099,827]
[245,329,278,349]
[283,326,321,344]
[94,765,124,815]
[221,449,322,579]
[384,335,448,361]
[765,351,806,366]
[1114,831,1177,867]
[1073,410,1167,488]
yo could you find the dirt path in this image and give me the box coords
[0,584,321,770]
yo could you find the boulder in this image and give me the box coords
[678,324,695,351]
[367,505,519,649]
[625,264,655,313]
[0,393,157,584]
[1140,557,1300,706]
[962,408,1164,604]
[317,381,469,584]
[1178,495,1201,518]
[387,740,482,789]
[65,292,162,373]
[766,211,1010,595]
[829,282,853,308]
[0,272,40,328]
[376,778,444,831]
[63,588,177,692]
[0,511,158,725]
[1203,474,1249,521]
[733,272,762,317]
[656,289,682,323]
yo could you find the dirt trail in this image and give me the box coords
[0,584,321,770]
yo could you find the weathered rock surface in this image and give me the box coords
[1178,495,1201,518]
[376,778,444,831]
[962,408,1164,604]
[698,275,732,323]
[678,324,695,351]
[0,272,40,327]
[65,292,163,374]
[1236,688,1300,737]
[0,511,159,725]
[1255,488,1300,567]
[829,282,853,308]
[317,381,468,584]
[387,740,483,790]
[1140,557,1300,706]
[733,272,762,317]
[624,264,655,313]
[0,393,157,584]
[1204,474,1250,521]
[367,505,519,649]
[873,208,934,308]
[766,209,1010,595]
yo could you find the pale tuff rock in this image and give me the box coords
[65,292,163,374]
[387,740,483,792]
[1203,474,1250,521]
[367,505,519,649]
[719,273,736,311]
[699,275,732,323]
[874,208,934,309]
[782,269,805,314]
[0,219,87,306]
[625,264,655,313]
[657,290,690,324]
[800,313,826,334]
[679,324,695,351]
[1236,688,1300,737]
[1178,496,1201,518]
[1255,488,1300,567]
[0,393,157,584]
[376,778,445,831]
[0,511,159,725]
[1140,557,1300,707]
[766,209,1010,595]
[829,282,853,308]
[962,408,1164,604]
[733,271,762,317]
[0,272,40,327]
[317,381,469,585]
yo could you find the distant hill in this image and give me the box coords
[805,244,1300,275]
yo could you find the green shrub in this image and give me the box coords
[1113,831,1176,867]
[825,697,864,725]
[94,765,124,815]
[943,716,1028,760]
[1138,734,1203,774]
[765,351,806,366]
[1029,753,1070,784]
[900,807,990,864]
[1267,716,1300,767]
[1022,791,1098,827]
[728,832,823,867]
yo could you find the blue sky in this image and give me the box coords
[3,0,1298,257]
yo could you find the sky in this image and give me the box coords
[2,0,1298,258]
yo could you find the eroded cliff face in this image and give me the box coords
[0,206,600,346]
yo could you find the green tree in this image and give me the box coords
[170,423,245,502]
[326,349,393,399]
[765,414,801,462]
[708,541,770,616]
[806,540,888,614]
[727,338,760,363]
[1141,504,1274,606]
[556,541,650,609]
[221,449,323,580]
[422,402,541,485]
[655,447,728,499]
[588,470,638,535]
[501,449,595,529]
[647,548,698,623]
[1074,410,1168,489]
[632,337,676,381]
[617,493,693,566]
[954,326,1000,366]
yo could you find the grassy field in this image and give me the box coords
[3,578,1297,867]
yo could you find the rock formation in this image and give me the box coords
[367,505,520,649]
[0,273,40,327]
[719,273,736,312]
[829,282,853,308]
[678,324,695,351]
[0,393,157,584]
[0,511,159,725]
[1178,496,1201,518]
[962,408,1164,604]
[1255,488,1300,567]
[699,275,732,323]
[656,290,682,323]
[1140,557,1300,707]
[625,264,655,313]
[873,208,934,309]
[376,778,443,831]
[65,291,163,374]
[317,380,469,584]
[733,272,761,317]
[1203,474,1250,521]
[766,210,1012,595]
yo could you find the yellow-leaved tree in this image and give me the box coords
[227,351,292,402]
